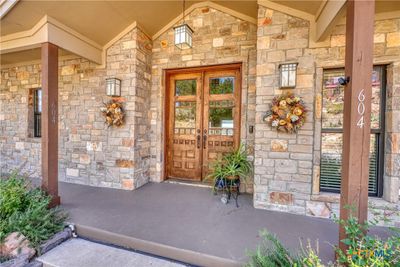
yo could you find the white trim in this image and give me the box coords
[258,0,314,22]
[104,21,138,50]
[47,16,102,50]
[0,15,103,64]
[336,10,400,26]
[1,1,258,67]
[95,21,139,69]
[1,15,48,43]
[47,22,102,64]
[257,0,345,47]
[0,15,148,67]
[375,10,400,21]
[315,0,346,42]
[152,1,257,40]
[0,54,82,70]
[315,0,328,21]
[0,0,18,19]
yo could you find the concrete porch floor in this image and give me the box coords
[59,181,390,267]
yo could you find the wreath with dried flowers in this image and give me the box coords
[100,99,125,127]
[263,93,307,133]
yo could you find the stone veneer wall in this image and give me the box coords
[0,27,152,190]
[0,3,398,222]
[150,7,257,191]
[0,65,42,176]
[255,5,400,223]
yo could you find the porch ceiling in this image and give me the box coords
[1,0,259,44]
[1,0,399,66]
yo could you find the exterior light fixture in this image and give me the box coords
[174,0,193,49]
[106,78,121,97]
[279,63,298,88]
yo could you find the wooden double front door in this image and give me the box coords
[166,65,241,181]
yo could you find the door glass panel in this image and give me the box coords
[210,77,234,94]
[174,101,196,135]
[208,100,234,136]
[175,80,196,96]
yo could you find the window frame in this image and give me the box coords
[320,65,386,197]
[33,88,42,138]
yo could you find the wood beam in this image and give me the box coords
[339,0,375,253]
[41,42,60,207]
[315,0,346,42]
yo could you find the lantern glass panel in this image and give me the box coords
[115,79,121,96]
[174,24,193,49]
[280,63,297,88]
[106,78,121,96]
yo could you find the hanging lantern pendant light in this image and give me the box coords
[174,0,193,49]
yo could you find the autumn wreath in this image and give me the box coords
[100,99,125,127]
[263,93,307,133]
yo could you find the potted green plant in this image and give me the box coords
[206,144,252,206]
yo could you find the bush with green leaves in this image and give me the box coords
[334,210,400,267]
[246,230,322,267]
[246,211,400,267]
[0,173,67,248]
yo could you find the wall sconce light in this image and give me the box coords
[106,78,121,97]
[279,63,298,88]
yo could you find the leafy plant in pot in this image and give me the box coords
[206,144,252,205]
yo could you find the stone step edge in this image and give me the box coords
[73,224,242,267]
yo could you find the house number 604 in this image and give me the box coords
[357,89,365,128]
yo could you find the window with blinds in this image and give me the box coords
[33,89,42,138]
[320,66,385,197]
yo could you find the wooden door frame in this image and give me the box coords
[163,63,243,181]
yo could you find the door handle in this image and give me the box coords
[197,134,201,149]
[203,134,207,149]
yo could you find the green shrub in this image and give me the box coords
[246,212,400,267]
[246,230,304,267]
[0,173,67,248]
[334,211,400,267]
[0,177,27,219]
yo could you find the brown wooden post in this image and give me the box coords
[339,0,375,253]
[41,42,60,207]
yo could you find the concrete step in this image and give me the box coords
[74,224,242,267]
[37,238,188,267]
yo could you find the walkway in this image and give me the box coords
[37,238,189,267]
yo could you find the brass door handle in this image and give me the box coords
[197,134,201,149]
[203,134,207,149]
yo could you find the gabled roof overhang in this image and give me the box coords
[0,15,103,64]
[0,0,18,19]
[258,0,347,47]
[0,1,257,67]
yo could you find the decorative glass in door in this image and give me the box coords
[166,67,241,181]
[167,75,202,181]
[202,72,240,178]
